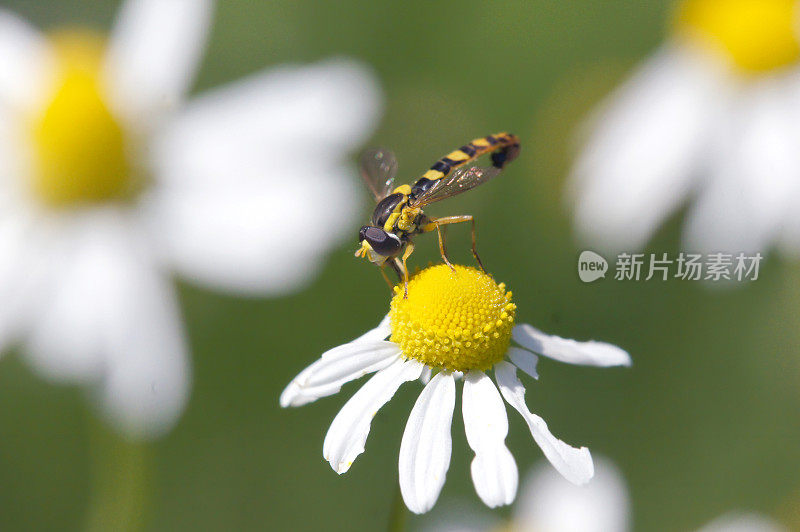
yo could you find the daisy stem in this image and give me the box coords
[84,415,150,532]
[387,481,407,532]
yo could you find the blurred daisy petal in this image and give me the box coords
[686,74,800,254]
[279,341,401,408]
[105,0,213,124]
[495,361,594,485]
[400,371,456,514]
[569,46,725,251]
[153,59,381,190]
[513,324,631,367]
[97,265,189,439]
[515,457,630,532]
[23,210,189,438]
[149,60,380,295]
[0,211,36,352]
[148,169,357,295]
[24,212,138,380]
[462,370,517,508]
[0,8,53,111]
[323,358,422,474]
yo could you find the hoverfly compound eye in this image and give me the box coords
[363,226,402,256]
[358,226,370,243]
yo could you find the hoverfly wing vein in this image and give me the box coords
[409,165,501,208]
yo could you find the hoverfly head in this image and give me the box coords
[356,225,402,264]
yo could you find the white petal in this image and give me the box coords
[323,357,422,474]
[23,209,189,438]
[0,9,53,111]
[152,58,381,189]
[279,341,401,408]
[353,314,391,343]
[419,365,432,385]
[507,346,538,379]
[698,513,787,532]
[0,101,29,199]
[104,0,212,126]
[685,73,800,255]
[495,361,593,485]
[514,457,630,532]
[568,45,727,252]
[148,60,380,295]
[513,324,631,367]
[462,370,517,508]
[146,168,360,295]
[0,209,39,352]
[153,59,381,184]
[97,277,189,439]
[399,371,455,514]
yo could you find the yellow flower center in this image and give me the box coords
[389,265,516,372]
[675,0,800,73]
[29,31,136,207]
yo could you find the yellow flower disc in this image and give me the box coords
[675,0,800,73]
[30,31,135,207]
[390,264,516,372]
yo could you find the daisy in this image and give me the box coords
[280,264,631,514]
[425,458,787,532]
[0,0,380,438]
[568,0,800,255]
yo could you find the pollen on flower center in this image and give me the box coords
[389,264,516,372]
[29,31,135,207]
[675,0,800,73]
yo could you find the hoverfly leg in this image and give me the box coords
[469,217,485,273]
[400,242,415,298]
[388,258,404,280]
[379,264,395,293]
[391,257,410,299]
[428,215,481,272]
[425,218,456,272]
[434,223,455,272]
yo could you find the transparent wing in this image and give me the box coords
[409,165,501,208]
[360,148,398,201]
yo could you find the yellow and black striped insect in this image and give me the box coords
[355,132,520,296]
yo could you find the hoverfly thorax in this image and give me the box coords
[371,193,406,228]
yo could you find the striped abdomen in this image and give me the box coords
[418,132,520,184]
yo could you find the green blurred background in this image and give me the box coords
[1,1,799,530]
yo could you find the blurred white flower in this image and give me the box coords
[509,458,630,532]
[569,0,800,255]
[422,458,630,532]
[424,458,786,532]
[281,265,631,514]
[0,0,381,438]
[698,513,789,532]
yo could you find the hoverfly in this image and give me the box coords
[355,132,520,296]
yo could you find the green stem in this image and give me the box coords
[387,481,407,532]
[84,415,150,532]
